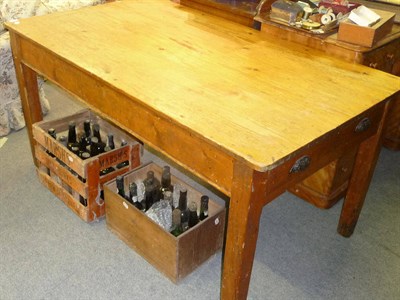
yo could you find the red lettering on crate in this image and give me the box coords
[99,148,129,169]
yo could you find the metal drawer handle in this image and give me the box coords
[369,62,378,68]
[289,156,311,174]
[355,117,371,133]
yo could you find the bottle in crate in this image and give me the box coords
[170,208,183,237]
[188,201,199,228]
[129,182,144,211]
[178,187,189,231]
[79,119,92,152]
[199,195,209,221]
[160,165,173,200]
[143,170,161,210]
[67,121,77,151]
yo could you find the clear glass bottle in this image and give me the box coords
[170,208,183,237]
[163,190,174,209]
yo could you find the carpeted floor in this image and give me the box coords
[0,82,399,299]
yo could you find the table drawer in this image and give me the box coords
[362,38,400,74]
[267,103,386,195]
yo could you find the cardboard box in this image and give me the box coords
[337,9,395,47]
[33,109,141,222]
[104,162,225,282]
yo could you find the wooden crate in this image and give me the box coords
[104,162,225,283]
[33,109,141,222]
[338,9,395,47]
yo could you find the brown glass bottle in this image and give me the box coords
[116,175,126,200]
[178,187,189,231]
[67,121,77,150]
[129,182,144,211]
[160,165,173,200]
[79,119,92,152]
[188,201,199,228]
[199,195,209,221]
[143,171,161,210]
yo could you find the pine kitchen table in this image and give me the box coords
[6,0,399,299]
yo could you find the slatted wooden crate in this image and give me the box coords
[33,109,141,222]
[104,162,225,282]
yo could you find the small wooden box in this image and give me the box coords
[338,9,395,47]
[33,109,141,222]
[104,162,225,283]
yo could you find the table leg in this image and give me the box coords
[9,33,43,165]
[221,161,267,300]
[337,102,389,237]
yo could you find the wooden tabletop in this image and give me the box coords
[6,0,399,171]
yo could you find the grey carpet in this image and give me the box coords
[0,82,399,300]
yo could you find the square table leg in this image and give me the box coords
[337,101,389,237]
[9,32,43,166]
[221,161,268,299]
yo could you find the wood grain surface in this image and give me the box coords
[6,0,399,172]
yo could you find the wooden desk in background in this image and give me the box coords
[6,1,399,299]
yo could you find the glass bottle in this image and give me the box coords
[89,136,103,157]
[129,182,144,211]
[199,195,209,221]
[58,135,67,147]
[116,175,126,199]
[163,190,174,209]
[92,123,106,152]
[48,128,57,139]
[79,119,92,152]
[79,196,87,207]
[170,208,183,237]
[92,123,102,143]
[178,187,189,231]
[143,171,161,210]
[67,121,77,150]
[188,201,199,228]
[107,133,115,150]
[70,144,80,156]
[80,152,90,160]
[116,139,129,169]
[160,165,173,199]
[47,128,56,157]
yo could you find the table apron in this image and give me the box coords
[262,102,387,204]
